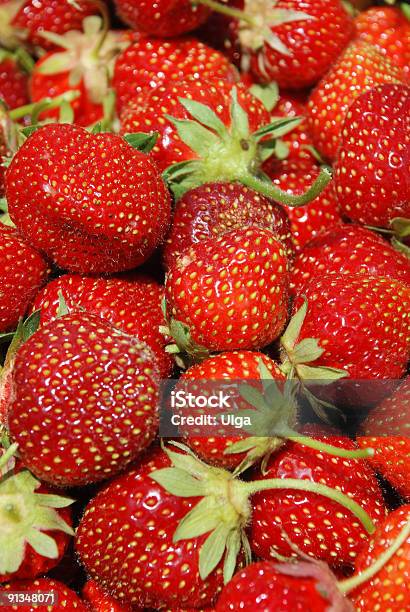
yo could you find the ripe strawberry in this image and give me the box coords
[250,432,386,571]
[7,312,160,487]
[0,445,73,583]
[334,83,410,228]
[265,159,342,251]
[308,42,404,161]
[83,580,135,611]
[350,505,410,611]
[113,0,210,37]
[5,123,171,274]
[163,182,293,270]
[355,6,410,81]
[164,227,289,359]
[0,226,49,333]
[0,578,87,610]
[290,225,410,296]
[32,273,173,378]
[357,376,410,501]
[113,37,238,113]
[0,50,29,109]
[30,16,131,127]
[215,560,353,611]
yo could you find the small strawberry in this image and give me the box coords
[290,225,410,296]
[7,312,160,486]
[83,580,135,611]
[308,42,404,161]
[113,0,210,38]
[0,225,49,333]
[0,578,87,610]
[357,376,410,501]
[164,226,290,360]
[0,49,29,109]
[0,444,74,583]
[113,37,238,113]
[334,83,410,228]
[265,159,342,251]
[5,123,171,274]
[163,182,293,270]
[355,6,410,81]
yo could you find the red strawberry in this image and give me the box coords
[0,50,29,109]
[355,6,410,81]
[113,0,210,38]
[7,312,160,486]
[5,123,171,274]
[0,445,74,583]
[334,83,410,228]
[83,580,135,611]
[290,225,410,296]
[0,225,49,333]
[0,578,87,610]
[308,42,404,161]
[350,505,410,611]
[357,376,410,501]
[113,37,238,113]
[250,432,386,571]
[30,16,131,127]
[215,560,353,611]
[163,182,293,270]
[0,0,97,50]
[164,226,290,359]
[265,159,342,251]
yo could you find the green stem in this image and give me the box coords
[193,0,255,25]
[240,166,333,207]
[0,443,18,471]
[339,519,410,593]
[242,478,376,534]
[9,91,79,121]
[364,224,394,235]
[91,0,110,57]
[286,434,374,460]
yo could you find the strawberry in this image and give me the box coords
[0,49,29,109]
[120,78,332,203]
[30,14,131,127]
[83,580,134,611]
[307,42,404,161]
[5,123,171,274]
[113,0,210,38]
[290,225,410,296]
[163,181,293,270]
[357,376,410,501]
[0,226,49,333]
[334,83,410,228]
[113,37,238,113]
[0,0,97,51]
[265,159,342,251]
[7,312,160,486]
[164,226,290,360]
[350,505,410,611]
[0,444,74,583]
[76,442,378,608]
[32,273,173,378]
[355,6,410,81]
[0,578,87,610]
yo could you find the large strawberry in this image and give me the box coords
[5,123,171,274]
[334,83,410,228]
[164,226,289,361]
[163,182,293,270]
[290,225,410,296]
[357,376,410,501]
[0,49,29,109]
[0,578,87,610]
[7,312,160,487]
[113,37,238,113]
[308,42,404,161]
[0,226,49,333]
[0,444,74,583]
[32,273,173,378]
[120,78,332,202]
[113,0,210,37]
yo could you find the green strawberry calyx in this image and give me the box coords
[0,0,26,49]
[151,441,376,583]
[0,443,74,575]
[162,86,332,200]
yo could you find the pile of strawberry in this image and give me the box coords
[0,0,409,610]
